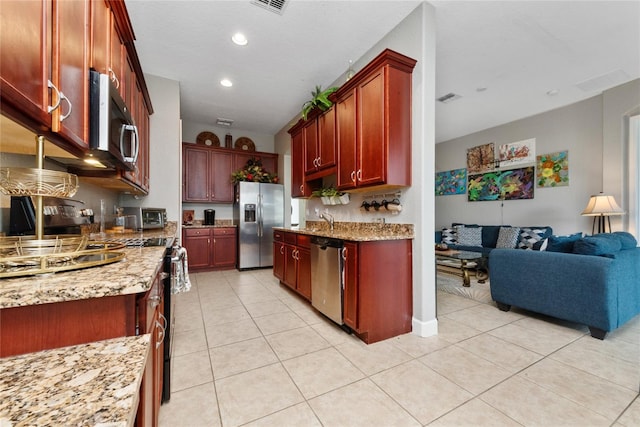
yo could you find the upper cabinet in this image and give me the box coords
[1,0,153,194]
[182,144,278,204]
[288,49,416,198]
[335,49,416,191]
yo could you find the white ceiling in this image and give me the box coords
[125,0,640,143]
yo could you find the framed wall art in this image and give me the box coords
[466,143,495,173]
[468,166,535,201]
[499,138,536,167]
[435,168,467,196]
[537,150,569,187]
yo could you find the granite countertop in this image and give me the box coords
[0,334,150,427]
[0,227,177,310]
[275,221,414,241]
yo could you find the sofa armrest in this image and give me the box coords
[488,249,622,331]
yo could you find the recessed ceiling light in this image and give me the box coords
[232,32,248,46]
[220,79,233,87]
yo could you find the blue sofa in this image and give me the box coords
[489,232,640,339]
[436,224,553,257]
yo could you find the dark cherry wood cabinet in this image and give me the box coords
[276,231,311,300]
[212,227,237,269]
[289,128,311,198]
[182,227,237,271]
[303,118,319,175]
[0,0,52,131]
[304,107,336,178]
[342,239,413,344]
[183,144,277,203]
[335,49,416,191]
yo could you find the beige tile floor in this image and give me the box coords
[160,269,640,427]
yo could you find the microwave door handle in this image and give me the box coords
[131,125,140,164]
[120,124,139,164]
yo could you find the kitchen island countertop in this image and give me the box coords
[0,334,150,427]
[0,226,177,310]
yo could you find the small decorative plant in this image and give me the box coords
[231,157,279,184]
[311,186,349,205]
[301,85,339,120]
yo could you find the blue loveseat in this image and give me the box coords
[489,232,640,339]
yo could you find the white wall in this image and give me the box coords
[435,79,640,236]
[119,74,182,222]
[273,3,438,337]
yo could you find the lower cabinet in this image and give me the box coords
[274,231,311,300]
[182,227,237,271]
[342,239,413,344]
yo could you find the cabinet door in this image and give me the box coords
[110,13,125,99]
[342,242,359,331]
[357,70,386,186]
[182,229,212,269]
[211,151,234,203]
[317,107,336,170]
[290,129,307,198]
[51,0,90,149]
[336,88,357,190]
[90,0,109,75]
[213,229,237,268]
[183,146,210,202]
[296,247,311,300]
[273,241,285,281]
[283,245,297,290]
[303,119,318,175]
[0,0,51,128]
[153,288,165,427]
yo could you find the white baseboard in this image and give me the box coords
[412,317,438,337]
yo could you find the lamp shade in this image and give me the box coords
[581,193,625,216]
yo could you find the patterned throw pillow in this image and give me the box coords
[496,227,521,248]
[441,227,457,245]
[518,227,551,250]
[455,225,482,246]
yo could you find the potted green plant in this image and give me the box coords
[301,85,339,120]
[311,186,350,205]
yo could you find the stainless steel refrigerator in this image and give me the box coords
[234,182,284,269]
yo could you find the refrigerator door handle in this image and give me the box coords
[258,193,263,237]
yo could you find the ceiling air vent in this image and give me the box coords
[216,118,234,127]
[251,0,288,15]
[437,93,462,103]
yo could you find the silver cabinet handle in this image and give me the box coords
[350,171,356,183]
[356,169,362,181]
[59,92,72,122]
[47,80,61,113]
[280,245,284,255]
[299,184,304,193]
[108,67,120,89]
[155,319,165,348]
[341,247,347,260]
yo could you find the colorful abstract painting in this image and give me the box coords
[537,151,569,187]
[467,143,495,173]
[435,168,467,196]
[468,167,535,201]
[499,138,536,167]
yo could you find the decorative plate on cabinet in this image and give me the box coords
[196,131,220,147]
[234,137,255,151]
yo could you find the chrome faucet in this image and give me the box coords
[319,212,334,231]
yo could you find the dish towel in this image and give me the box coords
[172,246,192,294]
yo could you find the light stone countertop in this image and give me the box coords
[274,221,414,241]
[0,334,150,427]
[0,228,177,310]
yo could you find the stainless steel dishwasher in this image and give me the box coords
[310,236,344,325]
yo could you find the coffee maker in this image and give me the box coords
[204,209,215,225]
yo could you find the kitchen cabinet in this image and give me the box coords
[278,231,311,300]
[136,272,165,427]
[335,49,416,191]
[273,230,285,280]
[304,107,336,178]
[341,239,413,344]
[182,227,237,271]
[289,127,312,198]
[183,144,278,203]
[0,0,90,153]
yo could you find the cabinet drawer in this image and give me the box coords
[296,234,311,248]
[273,230,284,242]
[184,228,211,237]
[213,227,235,236]
[284,232,297,244]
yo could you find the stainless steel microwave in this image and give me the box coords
[121,207,167,230]
[89,69,139,171]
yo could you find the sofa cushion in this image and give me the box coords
[517,226,553,250]
[496,227,521,248]
[573,235,622,256]
[455,226,483,246]
[611,232,638,249]
[547,233,583,253]
[441,227,457,245]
